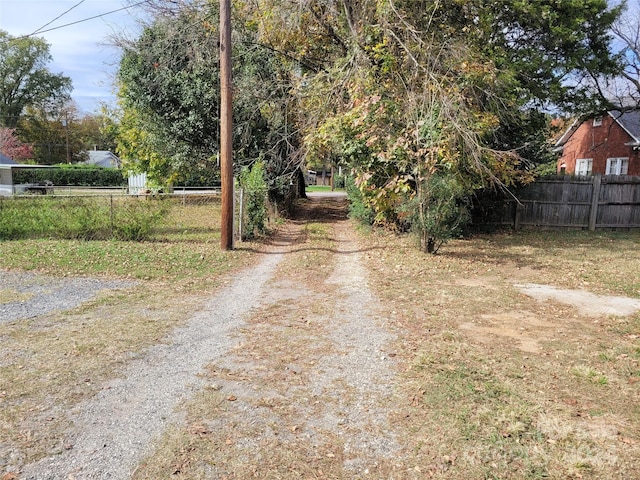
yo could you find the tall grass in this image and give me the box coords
[0,195,167,241]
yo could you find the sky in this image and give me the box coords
[0,0,148,114]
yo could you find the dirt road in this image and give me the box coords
[17,193,405,479]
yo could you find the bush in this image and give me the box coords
[112,197,167,241]
[345,175,375,225]
[403,173,470,253]
[239,161,268,239]
[333,174,347,189]
[12,164,126,187]
[0,195,166,241]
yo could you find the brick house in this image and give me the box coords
[555,110,640,176]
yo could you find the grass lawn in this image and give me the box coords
[306,185,344,192]
[359,227,640,479]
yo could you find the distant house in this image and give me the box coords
[0,153,18,165]
[555,110,640,176]
[84,150,121,169]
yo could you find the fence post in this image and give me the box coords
[513,202,522,230]
[588,174,602,231]
[110,194,114,237]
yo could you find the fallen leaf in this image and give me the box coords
[189,424,209,436]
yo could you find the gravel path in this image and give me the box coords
[14,194,402,479]
[18,254,284,479]
[313,220,400,471]
[0,271,135,323]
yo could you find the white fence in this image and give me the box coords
[128,172,148,195]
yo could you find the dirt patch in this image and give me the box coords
[459,310,556,353]
[458,284,640,354]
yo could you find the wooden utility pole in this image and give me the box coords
[219,0,234,250]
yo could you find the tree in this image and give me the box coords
[18,102,86,164]
[116,5,303,190]
[75,109,119,153]
[248,0,622,251]
[609,0,640,107]
[0,30,72,128]
[0,127,33,161]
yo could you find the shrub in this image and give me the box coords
[345,175,375,225]
[239,161,268,239]
[403,173,470,253]
[12,164,126,187]
[112,197,167,241]
[333,174,347,189]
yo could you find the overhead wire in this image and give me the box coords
[29,0,87,37]
[2,0,153,42]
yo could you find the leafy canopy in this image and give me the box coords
[117,5,302,188]
[246,0,621,249]
[0,30,71,128]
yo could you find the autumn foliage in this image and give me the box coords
[0,127,33,162]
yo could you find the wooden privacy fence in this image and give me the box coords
[475,175,640,230]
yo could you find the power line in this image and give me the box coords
[5,0,152,41]
[30,0,87,37]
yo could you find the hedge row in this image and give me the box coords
[12,164,126,187]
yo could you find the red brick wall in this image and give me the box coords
[557,114,640,175]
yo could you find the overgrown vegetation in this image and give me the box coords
[405,173,470,253]
[0,196,248,281]
[0,195,166,241]
[238,161,268,239]
[116,6,302,200]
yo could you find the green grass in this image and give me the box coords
[0,197,252,288]
[305,185,341,192]
[0,195,166,241]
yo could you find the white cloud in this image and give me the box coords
[0,0,144,113]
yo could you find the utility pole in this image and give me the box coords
[62,116,71,164]
[219,0,234,250]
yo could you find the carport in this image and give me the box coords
[0,161,55,196]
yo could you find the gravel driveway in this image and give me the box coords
[12,194,403,479]
[0,271,135,324]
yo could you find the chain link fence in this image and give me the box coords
[0,185,271,243]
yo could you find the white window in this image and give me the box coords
[593,116,602,127]
[606,157,629,175]
[575,158,593,176]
